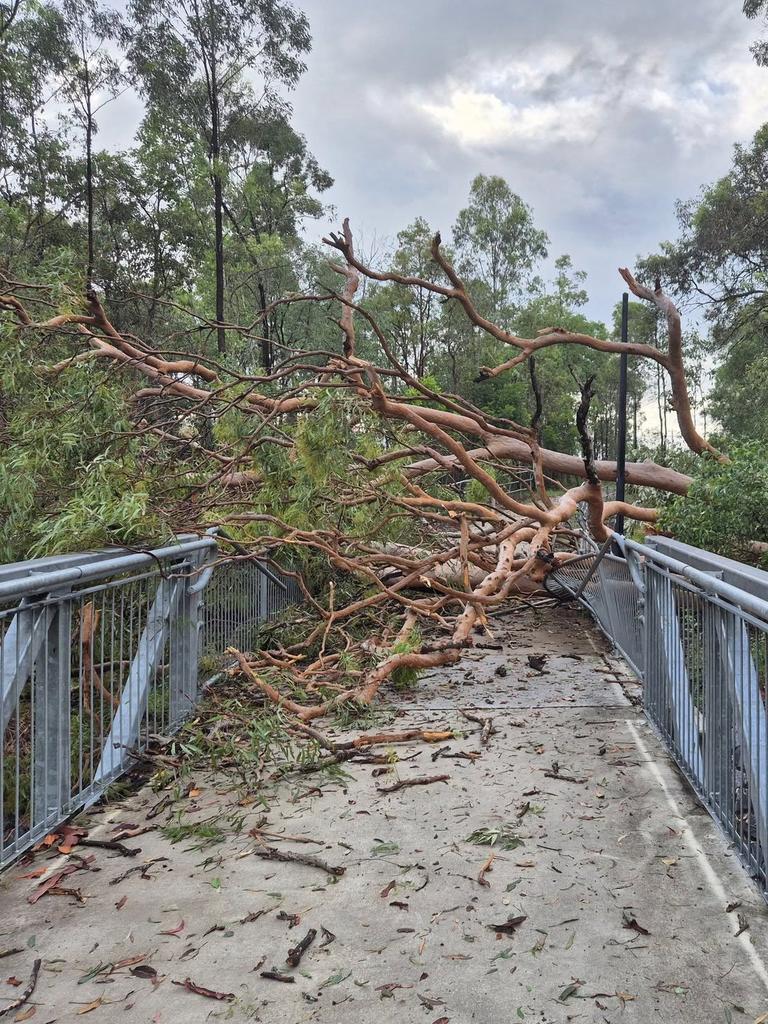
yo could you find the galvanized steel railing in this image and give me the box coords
[0,538,300,868]
[549,535,768,896]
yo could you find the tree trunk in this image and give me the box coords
[209,38,226,355]
[84,65,94,289]
[258,278,271,373]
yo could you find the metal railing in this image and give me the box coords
[549,535,768,896]
[203,558,303,659]
[0,538,300,868]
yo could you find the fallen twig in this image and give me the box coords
[477,851,495,888]
[292,721,454,751]
[171,977,234,1001]
[487,915,527,936]
[377,773,450,794]
[431,746,479,762]
[286,928,316,967]
[0,958,41,1018]
[78,838,141,857]
[109,857,169,886]
[543,771,586,784]
[459,709,495,745]
[250,828,324,846]
[260,970,295,983]
[252,845,346,877]
[146,794,175,820]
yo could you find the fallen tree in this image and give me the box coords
[0,221,720,719]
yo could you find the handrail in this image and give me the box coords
[206,526,286,590]
[0,537,217,601]
[619,536,768,624]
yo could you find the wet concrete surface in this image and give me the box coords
[1,605,767,1022]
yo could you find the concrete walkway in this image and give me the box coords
[2,605,768,1023]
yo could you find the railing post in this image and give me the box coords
[716,610,768,872]
[259,563,268,622]
[1,599,51,732]
[31,596,72,829]
[92,577,181,788]
[169,547,211,727]
[645,568,703,779]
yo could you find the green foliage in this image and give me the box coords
[0,319,167,560]
[709,330,768,442]
[453,174,549,325]
[389,625,422,690]
[643,123,768,451]
[659,443,768,564]
[465,823,524,851]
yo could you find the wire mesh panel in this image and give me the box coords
[202,560,303,660]
[549,534,768,897]
[546,546,645,676]
[643,563,768,891]
[0,541,303,869]
[0,541,210,867]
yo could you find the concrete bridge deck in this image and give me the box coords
[1,605,767,1023]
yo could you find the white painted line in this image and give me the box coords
[626,718,768,993]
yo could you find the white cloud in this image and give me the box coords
[417,86,601,148]
[401,41,768,157]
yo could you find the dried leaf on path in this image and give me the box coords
[487,915,527,936]
[76,999,103,1016]
[159,920,185,937]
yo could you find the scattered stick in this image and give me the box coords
[459,709,496,745]
[276,911,301,928]
[477,852,495,888]
[240,909,269,925]
[543,771,585,784]
[347,729,454,748]
[286,928,316,967]
[377,773,450,794]
[260,970,295,983]
[109,857,169,886]
[78,838,141,857]
[0,949,23,961]
[0,958,41,1019]
[252,845,346,877]
[431,746,479,762]
[146,794,175,820]
[292,722,454,750]
[250,828,324,846]
[171,978,234,1001]
[111,825,155,843]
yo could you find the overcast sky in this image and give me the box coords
[282,0,768,320]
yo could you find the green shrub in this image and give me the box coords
[658,442,768,565]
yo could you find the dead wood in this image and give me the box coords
[377,773,450,794]
[251,844,346,877]
[459,709,496,745]
[0,220,720,733]
[0,958,41,1018]
[286,928,316,967]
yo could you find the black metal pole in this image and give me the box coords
[615,292,629,535]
